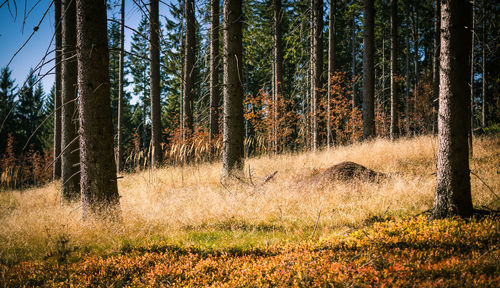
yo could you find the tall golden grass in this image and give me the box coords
[0,135,498,264]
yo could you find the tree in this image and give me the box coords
[76,0,121,219]
[183,0,195,143]
[327,0,336,148]
[54,0,62,179]
[0,67,17,155]
[209,0,220,161]
[116,0,125,172]
[433,0,440,133]
[362,0,375,139]
[273,0,283,153]
[310,0,323,150]
[432,0,473,219]
[390,0,399,140]
[150,0,162,167]
[61,0,80,202]
[222,0,244,177]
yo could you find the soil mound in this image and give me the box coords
[311,161,385,183]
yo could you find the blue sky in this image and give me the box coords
[0,0,173,99]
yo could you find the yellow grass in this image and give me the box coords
[0,135,498,264]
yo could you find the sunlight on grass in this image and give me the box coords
[0,135,498,264]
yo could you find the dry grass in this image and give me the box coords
[0,135,498,264]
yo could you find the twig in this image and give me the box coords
[471,170,499,201]
[261,171,278,185]
[311,208,322,238]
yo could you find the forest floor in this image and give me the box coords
[1,135,499,287]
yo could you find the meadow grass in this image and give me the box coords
[0,135,498,265]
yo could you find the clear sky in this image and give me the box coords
[0,0,173,99]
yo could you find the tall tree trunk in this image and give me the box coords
[362,0,375,140]
[432,0,473,219]
[433,0,441,134]
[405,2,410,136]
[390,0,399,140]
[116,0,125,172]
[412,5,419,134]
[222,0,244,177]
[351,15,356,111]
[327,0,336,148]
[310,0,323,151]
[382,36,386,135]
[76,0,121,219]
[150,0,162,167]
[53,0,62,180]
[209,0,220,162]
[469,0,474,156]
[183,0,195,143]
[481,2,486,128]
[61,0,80,203]
[273,0,283,154]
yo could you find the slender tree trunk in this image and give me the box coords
[382,37,386,135]
[351,15,356,111]
[273,0,283,154]
[481,2,486,128]
[61,0,80,203]
[209,0,220,162]
[433,0,441,134]
[310,0,323,151]
[413,6,419,135]
[150,0,162,167]
[327,0,336,148]
[222,0,244,177]
[469,0,474,156]
[432,0,473,219]
[405,2,410,136]
[116,0,125,172]
[362,0,375,140]
[53,0,62,180]
[390,0,399,140]
[76,0,121,220]
[183,0,195,143]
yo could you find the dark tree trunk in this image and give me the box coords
[413,5,419,134]
[53,0,62,180]
[61,0,80,203]
[362,0,375,140]
[432,0,473,219]
[433,0,441,134]
[469,0,474,156]
[310,0,323,151]
[183,0,195,143]
[481,2,486,128]
[327,0,336,148]
[116,0,125,172]
[76,0,121,219]
[150,0,162,167]
[209,0,220,162]
[222,0,244,177]
[405,2,410,136]
[273,0,283,153]
[390,0,399,140]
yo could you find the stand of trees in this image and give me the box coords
[0,0,499,219]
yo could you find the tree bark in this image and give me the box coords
[61,0,80,203]
[310,0,323,151]
[390,0,399,140]
[222,0,244,177]
[183,0,195,143]
[432,0,473,219]
[327,0,335,148]
[469,0,474,156]
[273,0,283,154]
[362,0,375,140]
[433,0,441,134]
[53,0,62,180]
[209,0,220,162]
[481,2,486,128]
[116,0,125,172]
[405,2,410,135]
[76,0,121,219]
[150,0,162,167]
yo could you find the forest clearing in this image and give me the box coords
[1,135,499,286]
